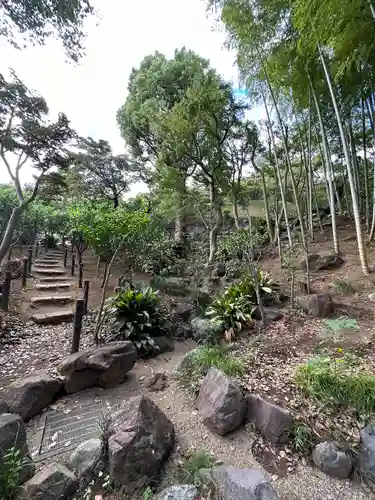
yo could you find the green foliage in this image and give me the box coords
[142,487,154,500]
[176,345,245,394]
[295,354,375,414]
[105,284,166,355]
[206,293,254,338]
[329,278,355,295]
[218,228,268,260]
[324,317,358,332]
[175,451,216,489]
[291,424,313,452]
[0,446,29,500]
[1,0,95,62]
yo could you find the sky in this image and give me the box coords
[0,0,241,193]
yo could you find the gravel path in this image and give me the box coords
[1,319,374,499]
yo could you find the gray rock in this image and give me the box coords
[21,462,78,500]
[211,466,279,500]
[312,441,352,479]
[0,399,9,413]
[0,413,34,484]
[196,368,246,435]
[154,485,199,500]
[108,395,174,492]
[368,292,375,302]
[191,317,223,343]
[153,336,175,354]
[213,263,226,277]
[299,293,333,318]
[174,303,195,321]
[152,276,190,296]
[358,424,375,481]
[247,395,293,444]
[68,438,103,478]
[300,253,344,272]
[3,372,62,420]
[59,341,137,393]
[252,307,283,323]
[300,253,321,271]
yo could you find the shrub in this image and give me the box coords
[176,345,245,394]
[329,278,355,295]
[295,354,375,414]
[217,228,268,261]
[105,283,166,354]
[228,271,276,303]
[205,293,254,340]
[291,424,313,452]
[0,446,29,500]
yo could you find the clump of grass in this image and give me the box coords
[295,354,375,414]
[175,450,216,489]
[0,446,30,500]
[176,345,245,394]
[330,278,355,295]
[291,424,313,452]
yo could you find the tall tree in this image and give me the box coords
[0,72,75,264]
[1,0,95,61]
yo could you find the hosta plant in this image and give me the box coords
[206,292,254,342]
[105,283,166,354]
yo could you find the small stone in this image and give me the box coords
[154,484,199,500]
[312,441,352,479]
[21,462,78,500]
[68,438,103,478]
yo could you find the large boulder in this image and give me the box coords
[211,466,279,500]
[3,372,62,420]
[108,395,174,492]
[196,368,246,435]
[252,307,283,323]
[300,253,344,272]
[154,485,199,500]
[68,438,103,478]
[59,341,137,393]
[312,441,352,479]
[247,395,293,444]
[358,424,375,481]
[152,336,175,354]
[0,399,9,413]
[151,276,190,296]
[173,303,195,322]
[21,463,78,500]
[299,293,333,318]
[190,317,223,343]
[0,413,34,485]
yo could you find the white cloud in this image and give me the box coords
[0,0,238,192]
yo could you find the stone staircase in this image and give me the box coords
[29,251,76,325]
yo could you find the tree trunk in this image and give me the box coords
[319,46,369,274]
[307,98,314,239]
[252,159,273,241]
[261,63,306,249]
[0,206,23,265]
[174,212,186,243]
[308,70,340,254]
[362,98,370,231]
[262,89,292,245]
[208,182,222,263]
[232,197,240,229]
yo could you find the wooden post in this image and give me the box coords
[22,258,28,287]
[27,247,32,274]
[63,248,68,268]
[71,254,75,277]
[1,271,12,312]
[78,263,84,288]
[71,299,84,354]
[83,280,90,315]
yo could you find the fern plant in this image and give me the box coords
[0,446,29,500]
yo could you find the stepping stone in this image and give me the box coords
[35,259,61,266]
[38,276,72,283]
[33,262,62,268]
[31,310,74,325]
[34,268,66,276]
[35,283,72,291]
[30,295,74,306]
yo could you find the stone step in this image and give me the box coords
[35,283,72,291]
[35,259,60,265]
[34,268,66,276]
[41,255,63,260]
[33,262,62,268]
[31,310,74,325]
[30,295,74,306]
[37,276,73,283]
